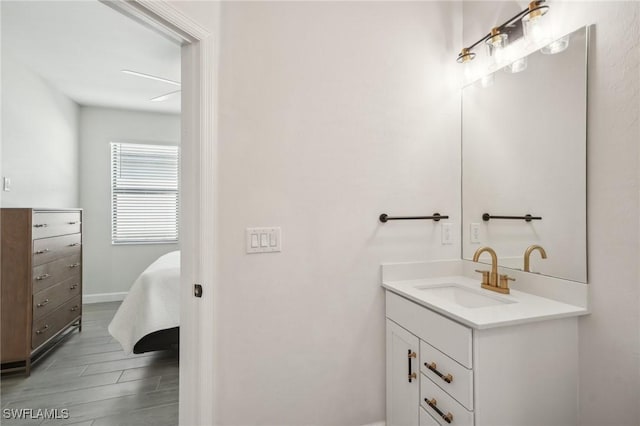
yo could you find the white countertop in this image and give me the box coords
[382,275,588,329]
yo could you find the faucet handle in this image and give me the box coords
[475,269,490,285]
[499,274,515,291]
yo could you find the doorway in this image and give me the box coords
[0,1,212,424]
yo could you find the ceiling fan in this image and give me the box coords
[121,69,181,102]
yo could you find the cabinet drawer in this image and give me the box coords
[32,211,81,239]
[420,407,441,426]
[420,340,473,410]
[32,254,81,293]
[32,295,81,349]
[32,234,81,267]
[33,276,81,320]
[386,291,472,368]
[421,373,473,426]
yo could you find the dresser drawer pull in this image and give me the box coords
[425,398,453,424]
[408,350,417,383]
[68,243,80,247]
[36,299,50,307]
[36,274,51,281]
[425,362,453,383]
[70,284,79,290]
[68,221,80,225]
[35,324,50,335]
[34,249,50,255]
[68,263,81,268]
[70,305,80,312]
[34,224,48,228]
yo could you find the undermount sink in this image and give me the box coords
[415,284,515,308]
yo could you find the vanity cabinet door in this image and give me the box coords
[386,320,420,426]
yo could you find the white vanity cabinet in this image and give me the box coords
[386,291,579,426]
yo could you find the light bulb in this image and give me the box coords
[485,27,508,56]
[522,1,550,44]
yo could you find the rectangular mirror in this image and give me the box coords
[462,26,588,283]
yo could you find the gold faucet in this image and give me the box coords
[524,245,547,272]
[472,246,514,294]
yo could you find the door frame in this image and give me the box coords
[101,1,217,424]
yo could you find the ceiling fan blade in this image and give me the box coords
[150,89,181,102]
[121,69,180,86]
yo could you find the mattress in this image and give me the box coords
[108,250,180,354]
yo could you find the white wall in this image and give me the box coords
[79,106,180,299]
[216,2,461,424]
[1,53,79,208]
[462,2,640,425]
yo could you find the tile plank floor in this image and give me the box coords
[1,302,178,426]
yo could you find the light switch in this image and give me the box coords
[470,223,481,244]
[246,227,282,253]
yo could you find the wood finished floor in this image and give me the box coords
[0,302,179,426]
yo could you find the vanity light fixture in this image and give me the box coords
[456,0,550,63]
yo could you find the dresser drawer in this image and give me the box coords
[32,211,81,239]
[33,276,81,320]
[32,234,81,267]
[386,291,473,368]
[420,340,473,410]
[421,373,473,426]
[32,254,81,293]
[32,295,81,350]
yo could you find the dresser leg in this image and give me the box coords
[78,318,82,332]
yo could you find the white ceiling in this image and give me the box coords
[2,0,181,114]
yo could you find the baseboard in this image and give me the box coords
[83,292,127,304]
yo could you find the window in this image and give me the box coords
[111,142,179,244]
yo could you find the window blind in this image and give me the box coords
[111,142,179,244]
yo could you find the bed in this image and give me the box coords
[108,251,180,354]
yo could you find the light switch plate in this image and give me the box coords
[246,227,281,253]
[3,177,10,192]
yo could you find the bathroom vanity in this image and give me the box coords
[383,261,588,426]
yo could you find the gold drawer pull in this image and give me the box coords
[68,263,81,268]
[70,284,79,290]
[70,305,80,312]
[36,299,50,307]
[35,324,50,335]
[34,249,50,255]
[425,398,453,424]
[36,274,51,280]
[34,224,48,228]
[425,362,453,383]
[68,221,80,225]
[68,243,80,247]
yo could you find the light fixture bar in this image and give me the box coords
[121,69,181,86]
[456,0,549,63]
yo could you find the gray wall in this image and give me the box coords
[79,106,180,299]
[1,53,79,208]
[215,2,462,424]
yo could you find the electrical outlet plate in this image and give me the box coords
[246,227,281,253]
[441,223,453,245]
[470,223,481,244]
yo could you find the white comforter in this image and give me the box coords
[108,251,180,354]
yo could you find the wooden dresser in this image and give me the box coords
[1,208,82,375]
